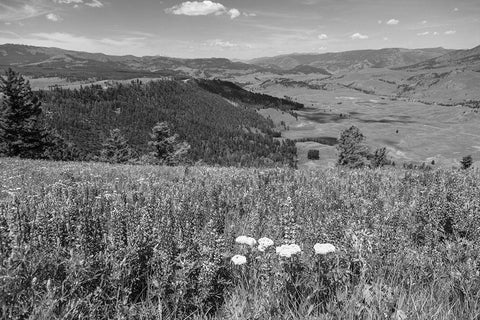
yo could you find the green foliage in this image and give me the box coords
[194,79,304,111]
[336,125,370,168]
[99,128,136,164]
[461,155,473,169]
[1,159,480,319]
[36,80,297,167]
[370,147,389,168]
[0,68,49,158]
[148,122,190,165]
[307,149,319,160]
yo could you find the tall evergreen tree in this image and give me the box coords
[0,68,48,158]
[100,128,136,164]
[336,125,369,168]
[148,121,190,165]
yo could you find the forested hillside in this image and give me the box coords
[194,79,304,111]
[36,80,296,167]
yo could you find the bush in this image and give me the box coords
[307,149,320,160]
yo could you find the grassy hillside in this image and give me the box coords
[1,158,479,319]
[36,80,296,167]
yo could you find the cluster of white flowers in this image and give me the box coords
[231,254,247,265]
[275,244,302,258]
[257,237,274,252]
[313,243,336,255]
[235,235,257,246]
[231,235,337,264]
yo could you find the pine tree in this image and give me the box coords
[0,68,48,158]
[336,125,369,168]
[100,128,136,164]
[148,121,190,165]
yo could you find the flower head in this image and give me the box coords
[314,243,336,255]
[235,235,257,247]
[257,237,274,251]
[231,254,247,265]
[275,244,302,258]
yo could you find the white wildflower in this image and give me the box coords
[257,237,274,251]
[314,243,336,255]
[231,254,247,265]
[235,235,257,246]
[275,244,302,258]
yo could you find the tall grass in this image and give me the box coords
[1,158,479,319]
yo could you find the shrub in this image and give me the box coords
[307,149,320,160]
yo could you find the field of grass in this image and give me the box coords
[243,77,480,170]
[1,158,480,319]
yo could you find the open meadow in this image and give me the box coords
[244,75,480,170]
[1,158,480,319]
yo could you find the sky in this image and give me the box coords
[1,0,480,59]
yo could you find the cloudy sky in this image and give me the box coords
[1,0,479,59]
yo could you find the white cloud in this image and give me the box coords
[417,31,430,36]
[166,1,240,19]
[228,8,240,19]
[85,0,103,8]
[445,30,456,35]
[377,20,382,24]
[421,20,427,24]
[206,39,238,48]
[433,31,439,36]
[383,37,389,41]
[318,46,327,51]
[243,12,256,17]
[318,33,328,40]
[167,1,226,16]
[46,13,62,22]
[54,0,84,3]
[454,7,459,12]
[351,32,368,40]
[386,19,399,25]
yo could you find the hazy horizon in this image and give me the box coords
[1,0,479,59]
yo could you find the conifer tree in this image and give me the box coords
[148,121,190,165]
[100,128,135,164]
[336,125,369,168]
[0,68,48,158]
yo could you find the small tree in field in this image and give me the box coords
[0,68,48,158]
[100,128,136,164]
[307,149,320,160]
[149,121,190,165]
[336,125,369,168]
[370,147,389,168]
[461,155,473,170]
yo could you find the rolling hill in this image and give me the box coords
[249,48,452,73]
[0,43,265,80]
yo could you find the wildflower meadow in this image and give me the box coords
[1,158,480,319]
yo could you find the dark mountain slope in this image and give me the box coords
[36,80,296,167]
[193,79,304,111]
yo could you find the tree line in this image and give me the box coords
[0,69,297,167]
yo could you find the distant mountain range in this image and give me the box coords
[2,43,477,81]
[248,48,453,72]
[0,43,265,80]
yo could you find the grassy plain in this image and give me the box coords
[240,73,480,169]
[1,158,480,319]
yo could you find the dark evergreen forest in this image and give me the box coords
[36,80,297,167]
